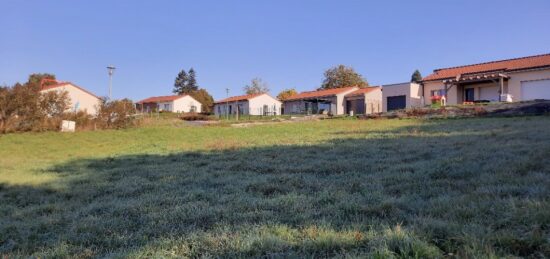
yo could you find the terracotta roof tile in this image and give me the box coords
[423,53,550,81]
[284,86,358,101]
[214,93,264,104]
[137,95,187,104]
[345,86,381,97]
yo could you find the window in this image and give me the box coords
[190,105,197,112]
[163,104,170,111]
[431,89,444,96]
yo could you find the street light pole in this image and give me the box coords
[107,65,116,100]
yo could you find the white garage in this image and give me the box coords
[521,79,550,100]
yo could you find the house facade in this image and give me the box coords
[214,93,282,116]
[282,86,358,115]
[40,82,101,115]
[381,82,423,112]
[422,53,550,105]
[136,95,202,113]
[344,87,382,115]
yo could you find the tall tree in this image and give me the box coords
[187,68,198,92]
[243,78,270,95]
[173,70,188,94]
[27,73,56,89]
[189,89,214,114]
[277,88,297,101]
[411,69,422,83]
[320,65,368,89]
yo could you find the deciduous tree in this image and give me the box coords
[320,65,368,89]
[189,89,214,114]
[244,78,270,95]
[277,88,297,101]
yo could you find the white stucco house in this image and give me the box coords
[40,82,101,115]
[136,95,202,113]
[214,93,282,116]
[422,53,550,105]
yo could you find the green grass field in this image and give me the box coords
[1,117,549,258]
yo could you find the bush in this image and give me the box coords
[0,83,69,133]
[180,112,212,121]
[95,98,139,129]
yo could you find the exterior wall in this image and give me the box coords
[334,88,359,115]
[214,100,249,116]
[282,97,337,115]
[248,94,282,115]
[506,68,550,101]
[422,81,461,105]
[356,88,383,114]
[382,83,422,112]
[41,84,101,115]
[283,100,306,114]
[173,95,202,113]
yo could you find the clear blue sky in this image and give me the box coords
[1,0,549,101]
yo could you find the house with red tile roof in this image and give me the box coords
[282,86,359,115]
[40,82,101,115]
[422,53,550,105]
[213,93,281,116]
[136,95,202,113]
[344,86,382,114]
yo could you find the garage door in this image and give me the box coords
[479,86,499,102]
[521,79,550,100]
[387,95,406,111]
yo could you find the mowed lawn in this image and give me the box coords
[1,117,549,258]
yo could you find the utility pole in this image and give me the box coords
[106,65,116,100]
[225,88,229,120]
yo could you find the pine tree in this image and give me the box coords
[411,70,422,83]
[187,68,198,92]
[173,70,188,95]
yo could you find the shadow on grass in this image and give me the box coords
[1,119,550,257]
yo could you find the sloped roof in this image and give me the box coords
[137,95,188,104]
[345,86,381,97]
[423,53,550,81]
[284,86,358,101]
[40,82,100,99]
[214,93,264,104]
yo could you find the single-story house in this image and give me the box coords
[282,86,359,115]
[344,86,382,115]
[40,82,101,115]
[136,95,202,113]
[422,53,550,105]
[381,82,423,112]
[214,93,282,116]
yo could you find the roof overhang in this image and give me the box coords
[442,72,509,84]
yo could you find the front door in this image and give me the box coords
[465,88,475,102]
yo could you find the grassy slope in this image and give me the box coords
[0,117,549,257]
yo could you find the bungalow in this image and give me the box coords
[214,93,282,116]
[283,86,358,115]
[136,95,202,113]
[422,53,550,105]
[344,86,382,115]
[381,82,423,112]
[40,82,101,115]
